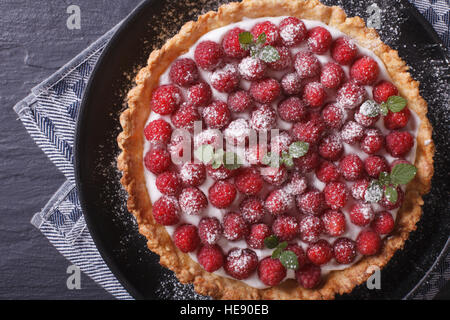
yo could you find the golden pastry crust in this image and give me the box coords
[117,0,434,300]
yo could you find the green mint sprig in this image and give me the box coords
[238,32,280,63]
[264,235,299,270]
[261,141,309,168]
[194,145,242,170]
[366,163,417,204]
[361,96,408,118]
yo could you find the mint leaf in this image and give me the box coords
[256,33,267,46]
[194,145,214,164]
[211,160,222,169]
[386,96,407,113]
[279,250,299,270]
[223,152,242,170]
[385,186,398,204]
[380,103,389,116]
[272,247,283,259]
[264,235,279,249]
[258,45,280,63]
[278,241,288,250]
[282,154,294,168]
[289,141,309,158]
[239,31,253,45]
[261,152,280,168]
[390,163,417,185]
[378,171,391,186]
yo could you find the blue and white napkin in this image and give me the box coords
[13,1,450,300]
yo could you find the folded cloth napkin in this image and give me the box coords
[13,1,450,300]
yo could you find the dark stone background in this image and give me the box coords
[0,0,448,300]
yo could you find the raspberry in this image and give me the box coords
[386,131,414,157]
[180,162,206,186]
[381,185,404,210]
[281,72,303,95]
[307,26,332,54]
[250,78,281,104]
[320,62,345,89]
[227,90,253,113]
[258,257,287,286]
[307,240,333,265]
[171,102,201,132]
[203,100,231,129]
[224,119,250,145]
[144,148,171,174]
[333,238,357,264]
[224,248,258,280]
[297,190,325,215]
[197,244,224,272]
[390,159,411,171]
[316,161,340,183]
[211,63,240,93]
[151,84,182,115]
[238,56,266,81]
[373,81,398,103]
[155,171,181,196]
[324,182,348,210]
[222,27,249,59]
[194,40,223,70]
[223,212,249,241]
[272,214,300,241]
[351,178,370,201]
[356,230,381,255]
[267,46,292,70]
[179,187,208,215]
[299,215,324,243]
[168,133,190,159]
[286,244,308,268]
[340,121,364,145]
[198,217,222,245]
[321,104,345,129]
[322,210,346,237]
[302,82,327,108]
[360,129,384,155]
[193,129,221,150]
[319,134,343,161]
[251,21,280,46]
[372,211,395,235]
[291,118,326,145]
[270,131,293,155]
[187,82,212,107]
[284,172,308,196]
[209,181,237,209]
[279,17,307,46]
[336,81,366,109]
[206,164,235,181]
[235,168,264,196]
[349,202,374,226]
[169,58,199,86]
[350,56,380,85]
[173,224,200,253]
[294,146,320,173]
[261,166,288,186]
[240,197,266,224]
[144,119,172,145]
[296,264,321,289]
[246,223,271,249]
[339,154,364,181]
[354,106,379,127]
[250,104,277,131]
[294,51,321,78]
[331,37,358,65]
[384,108,411,130]
[364,155,389,178]
[265,189,293,216]
[152,196,180,225]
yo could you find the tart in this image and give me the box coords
[118,0,434,300]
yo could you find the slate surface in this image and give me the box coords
[0,0,448,300]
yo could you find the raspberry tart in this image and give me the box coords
[118,0,434,300]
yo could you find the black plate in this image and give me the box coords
[76,0,450,300]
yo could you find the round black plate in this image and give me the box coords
[76,0,450,300]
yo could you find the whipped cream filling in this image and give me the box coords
[143,16,420,289]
